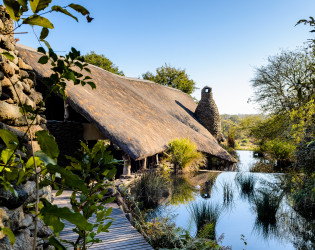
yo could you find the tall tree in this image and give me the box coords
[142,64,196,95]
[84,51,124,76]
[251,48,315,114]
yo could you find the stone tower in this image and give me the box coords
[195,86,224,142]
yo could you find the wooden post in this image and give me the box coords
[64,100,69,121]
[141,157,147,170]
[122,154,131,176]
[156,154,159,164]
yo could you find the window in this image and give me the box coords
[205,88,209,93]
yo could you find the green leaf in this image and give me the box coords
[30,0,52,13]
[26,156,42,169]
[35,130,59,159]
[40,27,49,40]
[41,200,93,233]
[51,5,78,22]
[42,40,51,49]
[46,164,88,192]
[68,4,89,16]
[3,0,20,21]
[34,151,57,166]
[1,227,15,245]
[1,149,14,165]
[48,236,67,250]
[0,129,19,149]
[1,52,14,62]
[37,47,46,54]
[23,15,54,29]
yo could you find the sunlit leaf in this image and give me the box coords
[68,4,89,15]
[30,0,52,13]
[1,227,15,245]
[23,15,54,29]
[0,129,19,149]
[51,5,78,22]
[1,52,14,62]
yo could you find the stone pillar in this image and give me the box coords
[194,86,225,142]
[122,154,131,176]
[0,5,14,42]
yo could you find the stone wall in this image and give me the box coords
[0,6,53,250]
[195,86,225,142]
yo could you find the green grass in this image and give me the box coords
[189,201,221,239]
[132,170,169,209]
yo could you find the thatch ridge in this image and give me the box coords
[16,45,236,163]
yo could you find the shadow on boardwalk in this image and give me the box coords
[53,190,153,250]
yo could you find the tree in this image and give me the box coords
[142,64,196,95]
[84,51,124,76]
[251,48,315,114]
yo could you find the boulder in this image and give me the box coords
[18,58,32,71]
[0,101,25,125]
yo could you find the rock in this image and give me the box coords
[18,58,32,71]
[0,35,15,51]
[1,62,14,76]
[22,78,34,88]
[1,77,10,87]
[0,236,13,249]
[0,122,29,141]
[38,225,53,238]
[21,81,31,94]
[12,229,33,250]
[0,101,24,124]
[6,206,24,232]
[0,185,28,210]
[0,207,9,239]
[0,19,3,30]
[0,71,4,80]
[29,88,43,105]
[19,70,29,79]
[20,214,32,228]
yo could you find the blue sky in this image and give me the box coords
[15,0,315,114]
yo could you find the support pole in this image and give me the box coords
[64,100,69,121]
[122,154,131,176]
[141,157,147,170]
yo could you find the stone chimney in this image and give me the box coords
[195,86,225,142]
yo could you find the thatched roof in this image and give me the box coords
[17,44,236,163]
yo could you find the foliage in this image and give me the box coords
[142,63,196,95]
[131,170,169,209]
[251,48,315,114]
[167,138,206,172]
[120,185,229,250]
[0,2,120,249]
[83,51,124,76]
[262,139,296,163]
[170,175,197,205]
[189,201,221,239]
[2,0,93,48]
[235,173,256,200]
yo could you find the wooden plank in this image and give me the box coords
[53,190,153,249]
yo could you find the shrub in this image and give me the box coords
[167,138,206,172]
[131,170,169,209]
[262,139,296,162]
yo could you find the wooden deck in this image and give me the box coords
[52,191,153,250]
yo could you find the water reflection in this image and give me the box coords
[142,151,315,249]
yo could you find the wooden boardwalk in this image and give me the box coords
[53,191,153,250]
